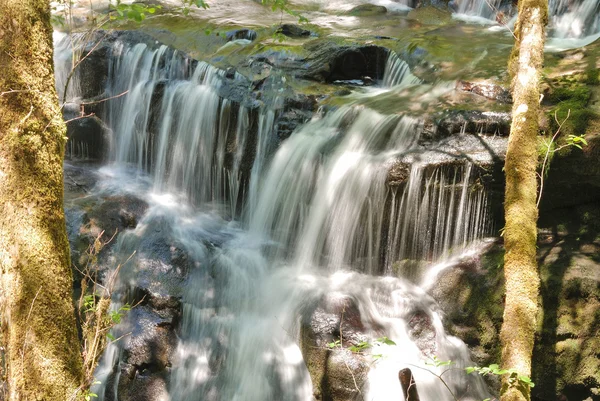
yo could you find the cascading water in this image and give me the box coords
[58,33,495,401]
[454,0,600,42]
[382,52,421,88]
[105,41,252,209]
[549,0,600,39]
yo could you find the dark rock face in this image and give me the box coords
[65,115,110,160]
[300,40,389,83]
[225,28,257,42]
[434,110,511,137]
[277,24,312,38]
[114,305,179,401]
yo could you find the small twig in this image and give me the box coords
[64,113,96,125]
[405,363,460,401]
[80,90,129,106]
[61,30,111,105]
[482,0,517,40]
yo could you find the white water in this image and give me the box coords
[455,0,600,42]
[383,52,421,88]
[58,35,494,401]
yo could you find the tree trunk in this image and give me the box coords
[501,1,547,401]
[0,0,83,399]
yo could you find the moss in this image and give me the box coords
[585,68,599,85]
[545,80,596,137]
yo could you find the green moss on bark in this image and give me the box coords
[0,0,83,399]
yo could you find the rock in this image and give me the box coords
[121,306,178,369]
[300,293,382,401]
[407,6,453,24]
[430,235,600,400]
[117,368,169,401]
[300,40,389,83]
[65,115,110,160]
[277,24,312,38]
[225,28,257,42]
[80,195,149,241]
[435,110,512,137]
[539,120,600,211]
[346,4,388,16]
[456,80,512,103]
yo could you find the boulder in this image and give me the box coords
[434,110,511,137]
[65,114,110,160]
[225,28,257,42]
[456,81,512,104]
[346,4,388,16]
[300,293,381,401]
[277,24,312,38]
[300,40,389,83]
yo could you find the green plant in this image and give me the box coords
[537,109,588,206]
[466,364,535,388]
[108,1,161,22]
[261,0,308,24]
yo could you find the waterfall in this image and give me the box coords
[382,52,421,88]
[385,163,491,270]
[549,0,600,39]
[58,33,495,401]
[105,41,250,209]
[455,0,600,39]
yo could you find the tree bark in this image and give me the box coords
[501,1,548,401]
[0,0,83,399]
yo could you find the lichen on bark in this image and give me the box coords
[0,0,83,399]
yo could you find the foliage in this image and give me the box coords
[466,364,535,388]
[261,0,308,24]
[108,0,161,22]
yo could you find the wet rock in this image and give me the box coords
[65,115,110,160]
[81,195,149,241]
[347,4,388,16]
[300,40,389,83]
[121,306,178,369]
[456,81,512,103]
[408,310,436,356]
[225,28,257,42]
[277,24,312,38]
[110,304,178,401]
[435,110,511,137]
[275,94,317,140]
[117,367,169,401]
[64,162,100,197]
[301,293,382,401]
[407,6,453,24]
[386,160,410,186]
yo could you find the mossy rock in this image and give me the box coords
[543,76,596,137]
[346,4,388,16]
[406,6,453,25]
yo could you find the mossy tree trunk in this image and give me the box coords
[0,0,83,399]
[501,1,548,401]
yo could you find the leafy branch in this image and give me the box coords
[466,364,534,389]
[537,109,587,207]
